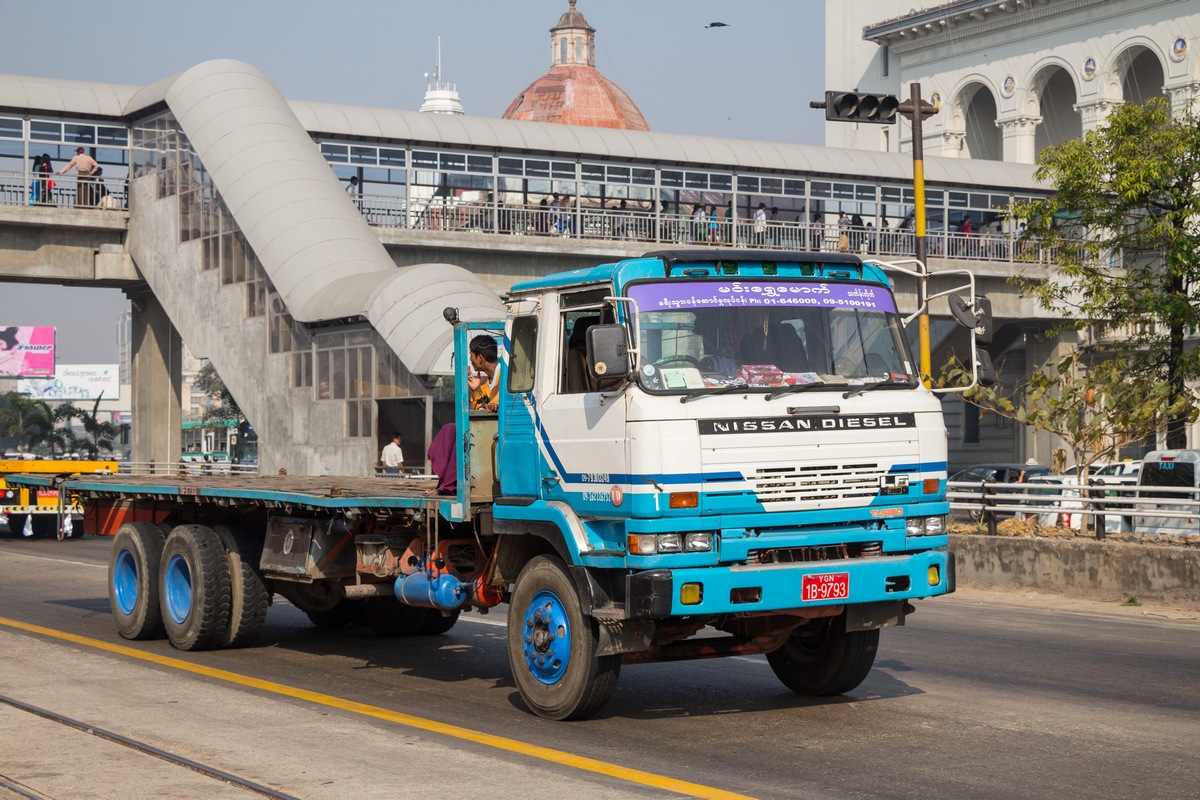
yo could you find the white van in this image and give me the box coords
[1133,450,1200,537]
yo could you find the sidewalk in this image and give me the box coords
[0,629,665,800]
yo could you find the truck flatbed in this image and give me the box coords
[5,472,440,513]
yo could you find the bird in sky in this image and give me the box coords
[705,22,729,28]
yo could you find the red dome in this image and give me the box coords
[503,65,650,131]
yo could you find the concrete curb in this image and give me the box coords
[950,533,1200,608]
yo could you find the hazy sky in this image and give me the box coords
[0,0,827,364]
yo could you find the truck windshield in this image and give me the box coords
[625,279,915,393]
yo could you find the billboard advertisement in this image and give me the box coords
[0,326,55,377]
[17,364,120,400]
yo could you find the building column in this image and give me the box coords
[1076,99,1121,133]
[1165,81,1200,119]
[940,130,966,158]
[997,116,1041,165]
[127,287,182,468]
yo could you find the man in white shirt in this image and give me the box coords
[380,432,404,475]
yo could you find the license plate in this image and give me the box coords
[802,572,849,602]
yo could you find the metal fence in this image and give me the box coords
[0,164,1070,266]
[948,479,1200,539]
[0,169,129,211]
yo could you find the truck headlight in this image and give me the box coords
[906,516,947,536]
[656,533,682,553]
[684,533,713,552]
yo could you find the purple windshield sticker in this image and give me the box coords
[627,281,896,314]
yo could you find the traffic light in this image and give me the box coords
[824,91,900,124]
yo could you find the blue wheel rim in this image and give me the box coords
[113,548,138,616]
[521,589,571,685]
[164,552,193,625]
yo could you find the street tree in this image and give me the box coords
[192,362,250,459]
[54,395,129,458]
[963,352,1193,536]
[0,392,59,455]
[1012,98,1200,449]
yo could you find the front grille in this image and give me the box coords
[748,462,884,504]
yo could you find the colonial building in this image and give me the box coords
[503,0,650,131]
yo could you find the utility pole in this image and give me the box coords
[897,83,939,386]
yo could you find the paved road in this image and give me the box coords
[1,533,1197,799]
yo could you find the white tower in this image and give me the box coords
[419,37,465,115]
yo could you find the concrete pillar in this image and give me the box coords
[1165,81,1200,119]
[1076,99,1120,133]
[127,287,182,467]
[997,116,1041,165]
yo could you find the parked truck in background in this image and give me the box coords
[0,458,116,538]
[8,249,991,719]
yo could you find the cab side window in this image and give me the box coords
[508,317,537,393]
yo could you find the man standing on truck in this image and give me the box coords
[467,335,500,412]
[380,432,404,474]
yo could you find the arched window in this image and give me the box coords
[575,38,582,64]
[559,37,568,64]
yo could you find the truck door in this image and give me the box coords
[534,296,631,515]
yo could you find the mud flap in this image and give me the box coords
[845,600,910,632]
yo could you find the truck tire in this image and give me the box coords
[159,524,231,651]
[765,615,879,696]
[108,522,167,640]
[417,609,461,635]
[363,596,428,637]
[304,599,362,629]
[212,524,269,648]
[507,555,620,720]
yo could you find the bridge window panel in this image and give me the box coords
[760,178,783,196]
[499,157,523,176]
[685,172,708,189]
[550,161,575,179]
[710,174,732,192]
[321,143,349,163]
[293,351,313,390]
[346,399,372,438]
[347,345,362,398]
[412,150,438,170]
[661,170,683,188]
[831,182,854,200]
[379,148,405,167]
[0,116,22,139]
[811,181,831,199]
[97,126,128,147]
[246,278,266,318]
[855,185,877,201]
[439,153,466,172]
[582,163,605,182]
[525,160,549,178]
[784,179,804,196]
[350,146,377,166]
[316,350,331,400]
[269,295,292,354]
[631,168,654,186]
[466,155,492,174]
[607,166,630,184]
[30,120,62,142]
[63,123,96,146]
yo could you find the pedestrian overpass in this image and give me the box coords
[0,60,1064,475]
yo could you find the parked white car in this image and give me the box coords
[1021,476,1132,534]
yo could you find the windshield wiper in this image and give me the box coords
[842,375,912,399]
[765,380,829,401]
[679,380,749,403]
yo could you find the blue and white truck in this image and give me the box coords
[9,249,990,720]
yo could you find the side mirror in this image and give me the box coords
[975,349,997,387]
[949,294,993,345]
[586,324,630,381]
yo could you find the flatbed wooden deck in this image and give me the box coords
[5,472,443,512]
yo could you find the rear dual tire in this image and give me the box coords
[109,522,167,640]
[160,524,232,651]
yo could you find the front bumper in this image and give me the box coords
[627,549,953,617]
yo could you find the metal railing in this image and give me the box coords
[115,460,259,477]
[0,169,128,211]
[948,479,1200,539]
[1,165,1072,265]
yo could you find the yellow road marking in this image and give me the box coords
[0,616,754,800]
